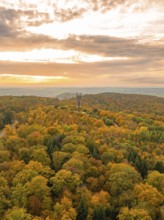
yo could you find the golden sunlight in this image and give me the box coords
[0,0,163,87]
[0,50,129,63]
[0,74,69,84]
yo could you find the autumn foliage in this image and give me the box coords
[0,93,163,220]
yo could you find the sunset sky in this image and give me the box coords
[0,0,163,87]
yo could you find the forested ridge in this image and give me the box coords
[0,93,163,220]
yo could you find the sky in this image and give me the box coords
[0,0,163,87]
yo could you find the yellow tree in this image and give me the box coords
[134,183,164,219]
[53,196,76,220]
[118,207,152,220]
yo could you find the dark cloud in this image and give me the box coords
[0,7,19,37]
[0,7,18,22]
[0,22,16,38]
[61,35,164,59]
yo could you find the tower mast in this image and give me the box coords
[76,92,82,112]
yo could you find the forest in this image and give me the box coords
[0,93,163,220]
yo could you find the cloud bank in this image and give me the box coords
[0,0,163,87]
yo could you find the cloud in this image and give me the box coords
[0,7,19,37]
[1,1,163,28]
[86,0,164,12]
[54,7,87,22]
[87,0,128,12]
[123,76,164,85]
[0,33,163,61]
[61,35,164,59]
[0,6,52,38]
[0,55,162,76]
[0,59,163,87]
[52,0,161,21]
[0,0,163,87]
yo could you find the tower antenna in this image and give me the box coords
[76,92,82,112]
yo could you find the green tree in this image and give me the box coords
[106,163,141,209]
[76,196,88,220]
[52,151,70,171]
[31,148,51,166]
[51,169,81,195]
[92,206,106,220]
[18,148,31,163]
[0,176,11,217]
[11,184,27,208]
[0,150,10,163]
[134,155,148,178]
[3,110,14,125]
[154,161,164,173]
[147,171,164,194]
[107,163,141,197]
[128,150,148,178]
[26,175,52,215]
[134,183,164,219]
[4,207,32,220]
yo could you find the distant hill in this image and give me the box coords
[81,92,164,115]
[0,87,163,97]
[56,92,76,99]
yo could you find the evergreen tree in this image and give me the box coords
[93,206,106,220]
[154,161,164,173]
[134,155,148,178]
[127,149,137,163]
[76,196,88,220]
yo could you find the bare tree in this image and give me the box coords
[76,92,82,112]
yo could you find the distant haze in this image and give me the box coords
[0,87,163,98]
